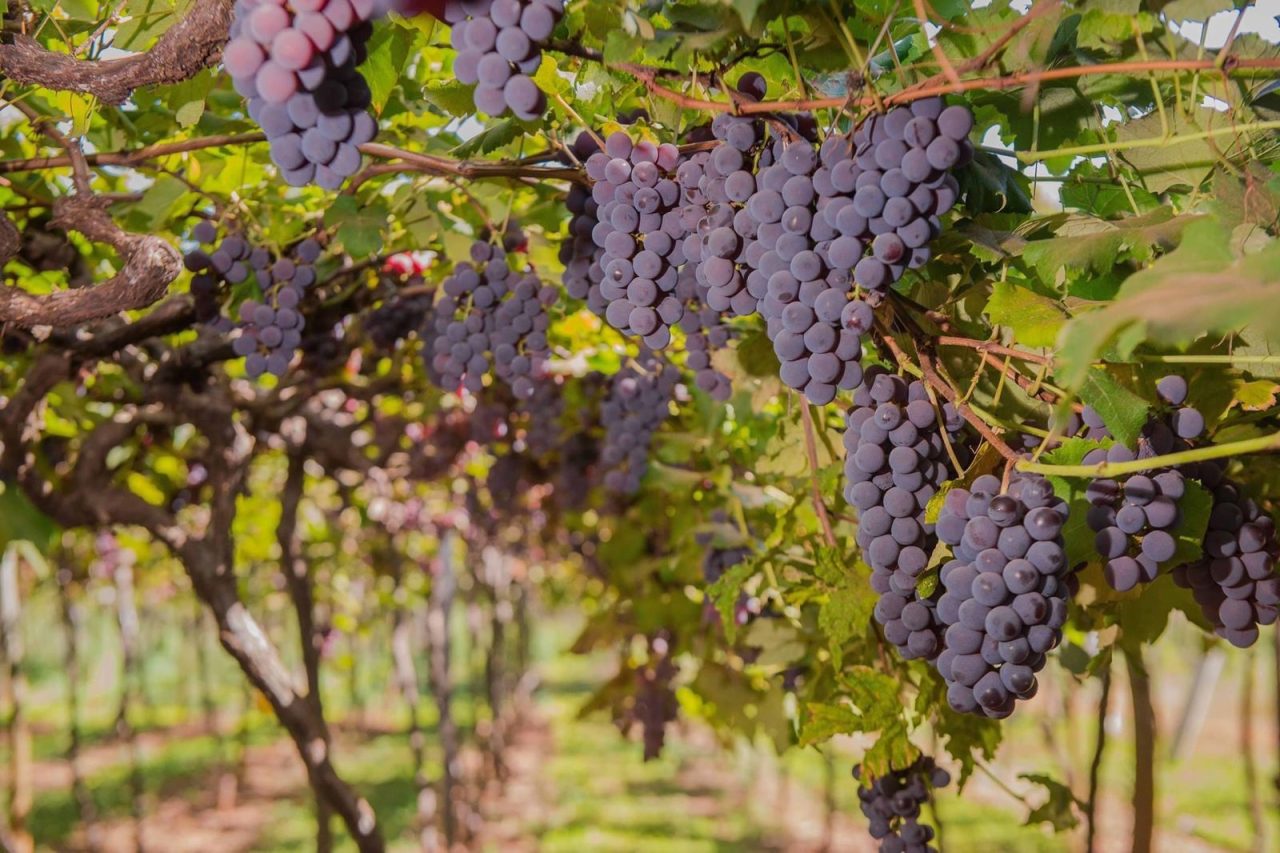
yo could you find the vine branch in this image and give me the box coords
[0,1,235,105]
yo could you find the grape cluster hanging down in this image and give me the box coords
[854,756,950,853]
[422,238,556,399]
[1083,375,1204,592]
[814,98,970,295]
[446,0,563,119]
[584,132,687,350]
[752,137,870,404]
[934,472,1071,718]
[677,75,771,319]
[224,0,380,189]
[185,221,321,379]
[562,133,605,310]
[846,367,968,660]
[599,350,678,495]
[1174,459,1280,648]
[674,264,734,401]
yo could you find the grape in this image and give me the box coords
[226,0,380,189]
[853,755,950,853]
[934,472,1070,718]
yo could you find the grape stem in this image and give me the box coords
[1017,431,1280,477]
[935,336,1051,366]
[1017,119,1280,164]
[799,401,839,548]
[614,55,1280,116]
[882,304,1024,462]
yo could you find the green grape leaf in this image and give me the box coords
[986,280,1068,348]
[1078,368,1151,447]
[1021,773,1083,831]
[1056,219,1280,388]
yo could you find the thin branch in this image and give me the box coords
[799,402,838,548]
[1017,431,1280,477]
[936,336,1053,366]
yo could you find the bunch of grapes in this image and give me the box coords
[447,0,562,119]
[513,374,565,457]
[562,174,605,312]
[184,221,321,379]
[853,756,950,853]
[422,239,556,399]
[677,75,771,318]
[1174,460,1280,648]
[813,98,971,294]
[1084,376,1205,591]
[223,0,380,189]
[673,264,733,401]
[846,368,967,660]
[364,290,433,349]
[627,634,679,760]
[934,472,1071,718]
[583,132,688,350]
[599,350,678,495]
[747,136,869,404]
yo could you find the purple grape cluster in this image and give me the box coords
[1084,376,1204,592]
[934,473,1071,718]
[853,756,950,853]
[677,76,771,319]
[423,239,556,399]
[813,98,970,294]
[516,374,565,457]
[447,0,562,119]
[673,264,733,401]
[185,221,321,379]
[584,132,688,350]
[846,368,967,660]
[1174,461,1280,648]
[224,0,380,189]
[364,289,433,348]
[562,145,604,310]
[750,137,870,404]
[599,350,678,495]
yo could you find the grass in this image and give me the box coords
[5,591,1280,851]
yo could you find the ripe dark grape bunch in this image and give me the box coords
[853,756,950,853]
[584,132,687,351]
[422,238,556,400]
[561,132,605,310]
[224,0,382,189]
[678,74,772,319]
[751,136,871,404]
[934,472,1071,718]
[1174,457,1280,648]
[599,349,679,495]
[846,367,969,660]
[673,263,733,401]
[815,98,971,294]
[1083,375,1205,592]
[447,0,563,119]
[184,220,321,379]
